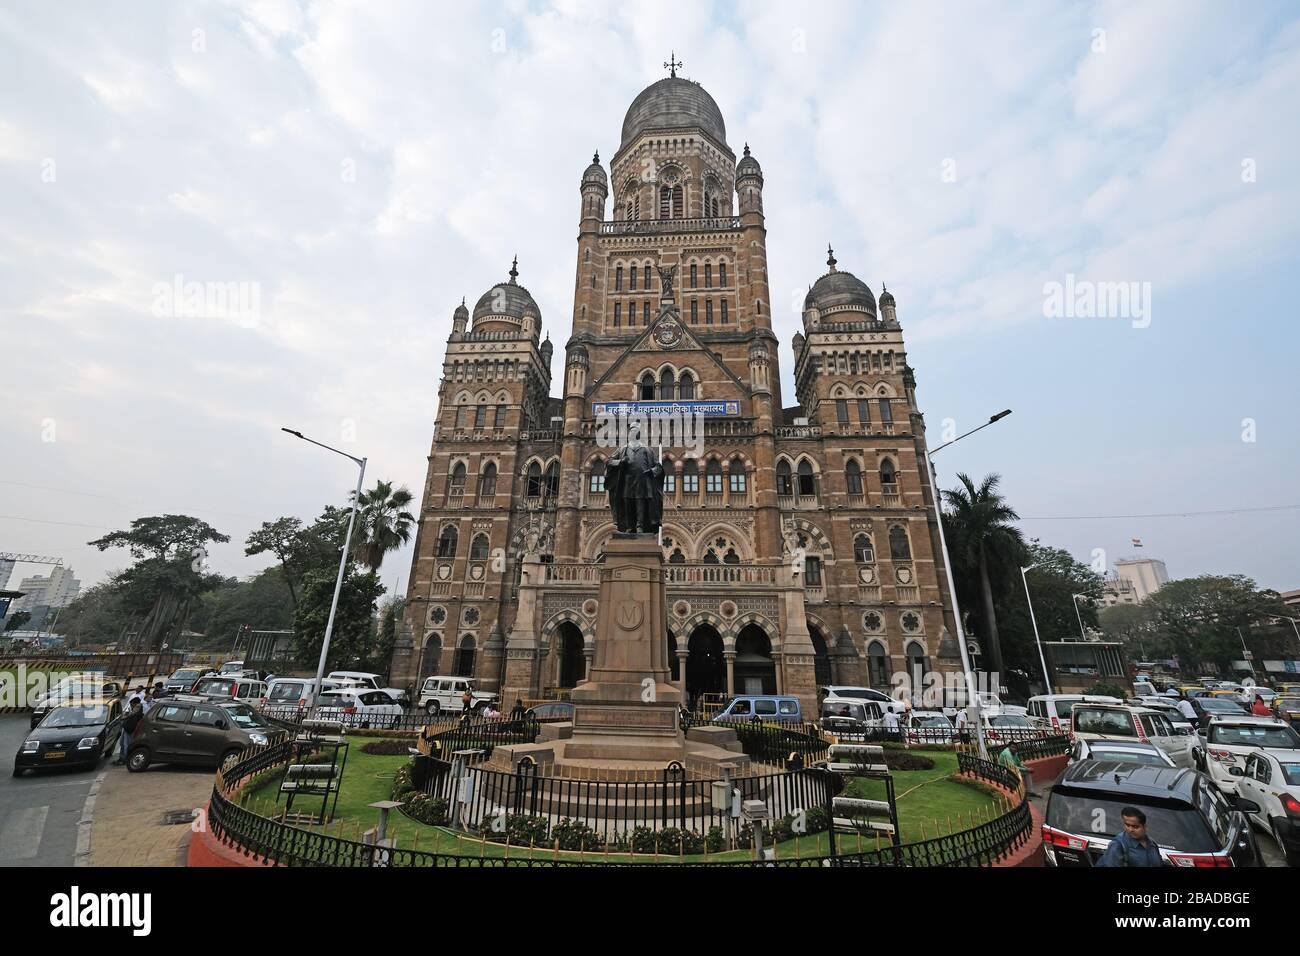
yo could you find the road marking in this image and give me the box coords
[0,805,49,860]
[74,765,110,867]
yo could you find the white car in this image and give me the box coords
[1192,716,1300,795]
[1071,739,1177,769]
[325,671,409,705]
[1026,694,1124,735]
[1071,702,1195,769]
[1234,749,1300,866]
[904,711,954,745]
[981,712,1039,745]
[819,685,906,714]
[1129,696,1196,734]
[417,675,496,715]
[315,687,404,728]
[263,677,347,711]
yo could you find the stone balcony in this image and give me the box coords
[599,216,741,237]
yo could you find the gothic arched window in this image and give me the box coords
[437,524,458,558]
[589,459,606,493]
[690,263,697,288]
[672,185,683,218]
[776,460,793,497]
[544,461,560,498]
[854,534,874,563]
[705,458,723,493]
[797,459,816,496]
[659,186,671,219]
[469,533,490,561]
[479,462,497,497]
[660,368,675,399]
[720,299,728,324]
[880,459,898,488]
[845,459,863,495]
[640,372,656,400]
[728,458,746,494]
[526,462,543,498]
[889,525,911,561]
[450,462,467,490]
[615,265,623,291]
[704,263,712,289]
[681,459,699,494]
[867,641,889,688]
[678,372,695,399]
[630,265,638,291]
[719,262,727,287]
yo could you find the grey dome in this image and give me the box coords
[453,299,469,319]
[737,143,762,178]
[804,268,877,317]
[879,285,895,306]
[621,77,727,149]
[472,259,541,327]
[582,151,607,187]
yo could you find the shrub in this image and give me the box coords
[1086,682,1128,700]
[479,813,550,846]
[361,739,413,756]
[392,763,415,799]
[400,792,447,826]
[705,825,725,853]
[884,751,936,771]
[551,818,602,852]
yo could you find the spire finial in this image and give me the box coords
[827,244,837,272]
[664,51,682,78]
[509,255,519,283]
[744,142,751,157]
[593,149,600,165]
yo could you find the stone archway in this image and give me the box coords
[686,624,725,705]
[454,635,476,677]
[808,621,833,688]
[556,621,585,689]
[734,623,777,695]
[419,633,442,683]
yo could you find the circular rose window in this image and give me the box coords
[862,611,883,632]
[901,612,921,633]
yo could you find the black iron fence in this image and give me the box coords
[260,705,455,735]
[1005,733,1072,762]
[418,716,541,758]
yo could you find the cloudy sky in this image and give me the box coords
[2,0,1298,598]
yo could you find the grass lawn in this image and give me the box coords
[234,742,1006,864]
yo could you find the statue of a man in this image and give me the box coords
[656,263,677,300]
[607,427,664,535]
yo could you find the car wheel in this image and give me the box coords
[12,766,25,778]
[1272,820,1299,866]
[219,749,242,771]
[127,747,151,773]
[425,701,440,716]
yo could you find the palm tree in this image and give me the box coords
[350,480,416,572]
[941,473,1025,678]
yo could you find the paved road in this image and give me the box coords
[0,713,106,866]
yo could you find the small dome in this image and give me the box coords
[453,298,469,320]
[737,143,762,178]
[582,151,607,187]
[803,245,877,317]
[879,285,895,307]
[472,257,541,329]
[540,336,553,355]
[621,76,727,149]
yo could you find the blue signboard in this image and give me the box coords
[592,400,740,417]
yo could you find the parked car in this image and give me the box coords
[904,710,954,745]
[1132,681,1158,698]
[314,687,404,728]
[1042,762,1261,867]
[14,699,124,776]
[1190,716,1300,795]
[819,685,906,714]
[525,701,574,722]
[819,698,885,735]
[981,712,1039,745]
[1233,749,1300,866]
[1071,703,1194,768]
[191,676,268,707]
[1025,693,1123,736]
[218,660,246,675]
[712,695,803,724]
[262,677,345,712]
[162,667,208,695]
[126,697,275,772]
[1129,696,1196,733]
[418,675,496,715]
[1188,695,1250,732]
[325,671,409,705]
[30,677,123,729]
[1070,738,1177,769]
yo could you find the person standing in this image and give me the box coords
[954,706,970,745]
[461,688,473,715]
[117,698,144,766]
[1096,807,1165,867]
[1176,696,1197,722]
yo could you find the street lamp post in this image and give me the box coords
[282,427,367,712]
[1019,565,1054,696]
[1070,594,1089,641]
[928,409,1012,761]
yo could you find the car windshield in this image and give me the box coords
[1275,697,1300,709]
[913,714,949,727]
[1090,748,1167,767]
[269,683,304,702]
[171,669,202,680]
[1074,709,1136,737]
[195,679,234,695]
[1199,699,1245,712]
[317,694,348,707]
[990,715,1032,728]
[42,705,109,728]
[1207,724,1300,748]
[221,704,267,728]
[1047,793,1217,852]
[823,702,866,720]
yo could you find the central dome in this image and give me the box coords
[620,76,727,150]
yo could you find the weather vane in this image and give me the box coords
[664,52,682,78]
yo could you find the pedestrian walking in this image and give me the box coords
[954,706,970,745]
[117,698,144,766]
[461,688,473,714]
[510,698,527,723]
[1096,807,1165,867]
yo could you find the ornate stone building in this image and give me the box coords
[392,69,963,715]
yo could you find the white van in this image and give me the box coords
[418,676,495,715]
[263,677,345,710]
[1026,694,1124,735]
[324,671,409,705]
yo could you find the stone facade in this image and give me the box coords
[392,73,963,717]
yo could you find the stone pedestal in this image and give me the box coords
[568,535,682,760]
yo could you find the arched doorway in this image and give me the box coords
[735,624,777,695]
[454,635,476,677]
[808,622,833,688]
[905,641,929,706]
[557,622,585,689]
[667,631,680,682]
[419,635,442,682]
[686,624,725,706]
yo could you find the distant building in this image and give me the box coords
[1101,557,1169,606]
[1042,640,1133,695]
[14,566,81,611]
[1281,589,1300,611]
[0,558,14,591]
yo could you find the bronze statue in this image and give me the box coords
[606,431,664,535]
[656,263,677,300]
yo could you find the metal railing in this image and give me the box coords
[599,216,741,236]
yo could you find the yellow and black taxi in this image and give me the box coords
[14,698,124,776]
[1272,695,1300,724]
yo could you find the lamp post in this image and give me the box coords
[1070,594,1089,640]
[928,409,1012,760]
[1019,564,1054,696]
[282,427,367,711]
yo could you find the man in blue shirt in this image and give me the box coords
[1096,807,1165,867]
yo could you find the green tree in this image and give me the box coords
[54,575,134,647]
[245,507,351,607]
[291,565,385,672]
[1143,575,1287,672]
[1099,602,1164,659]
[941,473,1026,678]
[89,516,230,650]
[192,568,295,647]
[350,480,416,571]
[3,609,32,632]
[374,596,407,680]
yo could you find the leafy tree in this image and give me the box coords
[940,473,1026,678]
[3,610,32,632]
[245,507,351,607]
[192,568,295,647]
[1143,575,1287,672]
[1098,603,1164,659]
[350,480,416,571]
[374,596,407,680]
[54,575,134,647]
[89,516,230,650]
[291,565,385,672]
